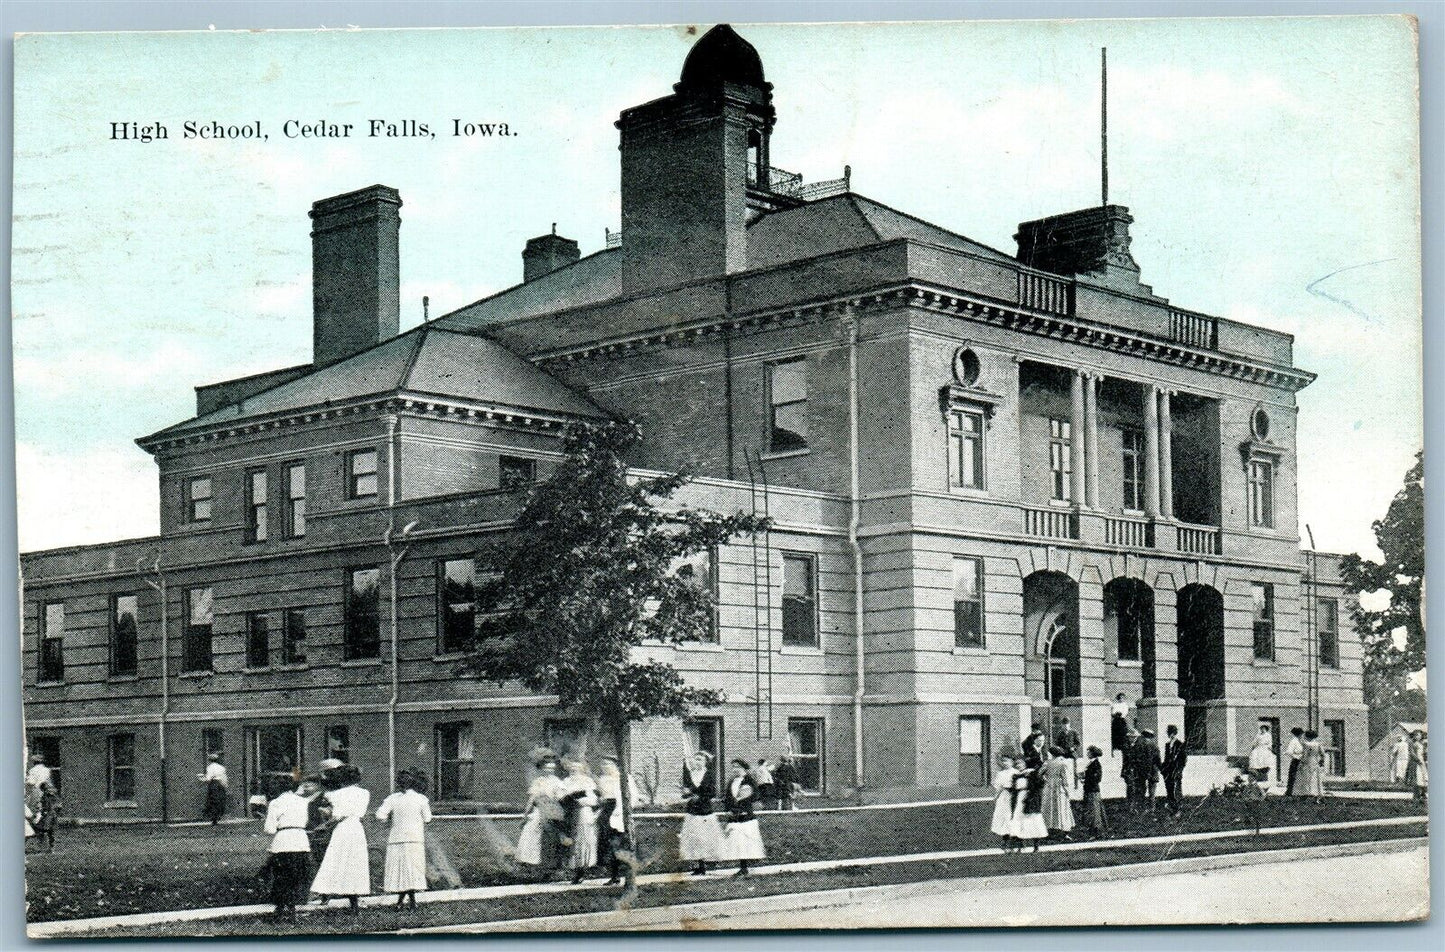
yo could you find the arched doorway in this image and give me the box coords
[1176,583,1224,750]
[1024,572,1080,709]
[1104,578,1156,698]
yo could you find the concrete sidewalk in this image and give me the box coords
[28,813,1429,937]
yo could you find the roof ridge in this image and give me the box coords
[397,322,432,389]
[848,192,1015,261]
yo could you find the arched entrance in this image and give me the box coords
[1104,578,1156,698]
[1024,571,1080,710]
[1176,583,1224,750]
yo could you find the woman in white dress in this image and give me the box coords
[375,770,433,910]
[559,760,600,884]
[989,753,1017,850]
[721,759,765,876]
[1248,724,1275,788]
[1009,759,1048,851]
[679,752,724,875]
[515,754,565,874]
[309,764,372,913]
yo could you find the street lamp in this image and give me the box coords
[384,520,421,785]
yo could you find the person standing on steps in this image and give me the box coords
[1111,693,1132,755]
[1136,729,1162,812]
[1248,724,1275,789]
[1391,732,1412,785]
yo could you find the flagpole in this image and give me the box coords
[1101,47,1109,206]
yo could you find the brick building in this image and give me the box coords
[19,25,1366,819]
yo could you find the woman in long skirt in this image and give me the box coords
[516,754,566,874]
[721,759,765,876]
[559,760,601,884]
[1409,733,1428,802]
[989,753,1017,851]
[1041,747,1075,836]
[1296,731,1327,798]
[1009,762,1048,852]
[376,771,433,910]
[1248,724,1275,788]
[1081,746,1107,835]
[679,752,724,876]
[309,764,372,914]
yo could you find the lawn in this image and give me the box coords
[25,794,1427,925]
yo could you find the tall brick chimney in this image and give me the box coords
[522,226,580,282]
[1014,204,1152,295]
[310,185,402,367]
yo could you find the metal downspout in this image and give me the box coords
[139,556,169,821]
[386,414,401,786]
[847,308,865,793]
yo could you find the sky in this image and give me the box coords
[10,17,1422,556]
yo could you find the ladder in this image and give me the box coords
[745,449,774,740]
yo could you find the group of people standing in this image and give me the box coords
[262,760,435,922]
[990,724,1100,852]
[1390,730,1429,801]
[515,750,630,885]
[678,752,768,876]
[24,754,61,853]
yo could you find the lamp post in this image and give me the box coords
[384,520,420,786]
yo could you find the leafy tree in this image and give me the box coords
[459,420,768,883]
[1339,450,1424,741]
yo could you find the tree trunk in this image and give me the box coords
[614,725,637,890]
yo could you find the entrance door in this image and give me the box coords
[959,716,990,787]
[1260,717,1281,780]
[684,717,723,796]
[245,725,302,800]
[1325,720,1347,776]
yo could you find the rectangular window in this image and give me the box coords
[31,737,61,794]
[1048,418,1072,503]
[344,568,381,660]
[787,718,825,793]
[498,455,536,488]
[438,558,477,655]
[38,602,65,683]
[959,715,991,787]
[107,734,136,803]
[282,608,307,665]
[245,468,268,542]
[245,612,270,669]
[325,725,351,764]
[767,359,809,453]
[202,728,225,765]
[246,725,302,800]
[684,717,724,797]
[1249,459,1275,528]
[1252,582,1275,660]
[948,409,985,490]
[110,594,139,677]
[435,722,474,800]
[1116,592,1142,662]
[952,557,984,648]
[347,448,379,499]
[1325,719,1346,777]
[678,547,719,643]
[186,476,212,523]
[184,587,214,672]
[1318,598,1340,668]
[781,552,818,648]
[284,462,306,538]
[1122,429,1144,510]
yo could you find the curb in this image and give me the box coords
[405,836,1431,934]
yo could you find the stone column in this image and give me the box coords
[1143,384,1160,518]
[1070,370,1087,506]
[1084,374,1101,508]
[1159,389,1174,520]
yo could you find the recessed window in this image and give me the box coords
[344,567,381,660]
[107,733,136,803]
[787,718,824,793]
[768,359,809,453]
[948,409,985,490]
[284,463,306,538]
[246,468,268,543]
[282,609,307,666]
[1049,418,1072,503]
[677,547,719,643]
[952,557,984,648]
[1252,582,1275,660]
[438,558,477,655]
[1251,407,1271,440]
[781,552,818,648]
[326,725,351,764]
[38,602,64,684]
[184,587,214,672]
[1249,459,1275,528]
[952,346,981,386]
[202,728,224,765]
[110,594,139,677]
[1318,598,1340,669]
[498,455,536,489]
[186,476,212,523]
[435,722,474,800]
[1122,429,1144,511]
[246,612,270,669]
[347,449,379,499]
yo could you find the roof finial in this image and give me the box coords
[1101,47,1109,207]
[422,295,430,322]
[551,222,557,236]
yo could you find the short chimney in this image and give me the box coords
[1014,204,1151,294]
[310,185,402,367]
[522,225,580,282]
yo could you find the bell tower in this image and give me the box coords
[616,25,775,295]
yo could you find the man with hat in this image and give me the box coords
[1136,728,1163,811]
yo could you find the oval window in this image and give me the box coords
[952,346,981,387]
[1252,407,1271,440]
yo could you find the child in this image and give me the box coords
[1009,757,1048,852]
[1081,746,1106,836]
[989,753,1017,852]
[375,770,433,910]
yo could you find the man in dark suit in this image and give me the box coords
[1161,724,1189,818]
[1136,729,1162,812]
[1053,717,1081,760]
[1120,729,1141,805]
[1021,723,1047,769]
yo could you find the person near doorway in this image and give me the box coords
[1408,731,1428,802]
[1285,727,1305,795]
[1161,725,1188,818]
[989,753,1018,851]
[1136,729,1162,811]
[1111,694,1131,754]
[199,754,229,824]
[1081,746,1107,836]
[1248,724,1275,789]
[679,752,724,876]
[774,755,800,811]
[1296,730,1327,798]
[1053,718,1081,760]
[1021,723,1047,769]
[262,780,313,923]
[1121,729,1142,804]
[1391,732,1412,784]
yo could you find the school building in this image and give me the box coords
[19,25,1367,819]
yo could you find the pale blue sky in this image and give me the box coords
[11,17,1421,555]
